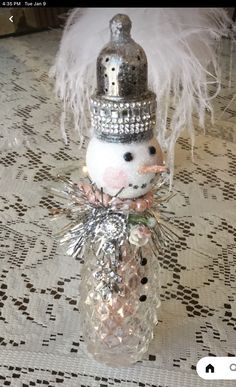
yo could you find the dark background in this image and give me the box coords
[0,7,235,38]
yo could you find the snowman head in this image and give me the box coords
[86,136,163,199]
[86,14,164,199]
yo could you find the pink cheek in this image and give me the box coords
[103,167,129,190]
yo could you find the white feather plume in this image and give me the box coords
[50,8,235,178]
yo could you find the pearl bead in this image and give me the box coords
[144,192,154,207]
[129,201,137,211]
[136,199,147,212]
[82,165,88,175]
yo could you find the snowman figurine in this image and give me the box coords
[73,14,166,367]
[86,14,164,200]
[50,9,232,368]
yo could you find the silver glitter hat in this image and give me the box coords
[90,14,156,143]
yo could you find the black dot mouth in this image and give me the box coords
[128,183,147,190]
[128,177,156,190]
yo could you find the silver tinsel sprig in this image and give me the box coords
[48,175,179,300]
[48,176,129,258]
[48,175,180,256]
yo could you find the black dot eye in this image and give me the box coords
[149,146,156,155]
[123,152,133,162]
[140,257,147,266]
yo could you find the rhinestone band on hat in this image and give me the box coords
[90,93,156,143]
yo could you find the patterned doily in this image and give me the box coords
[0,30,235,387]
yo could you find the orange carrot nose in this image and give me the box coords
[138,164,167,174]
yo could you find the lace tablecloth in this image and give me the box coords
[0,30,235,387]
